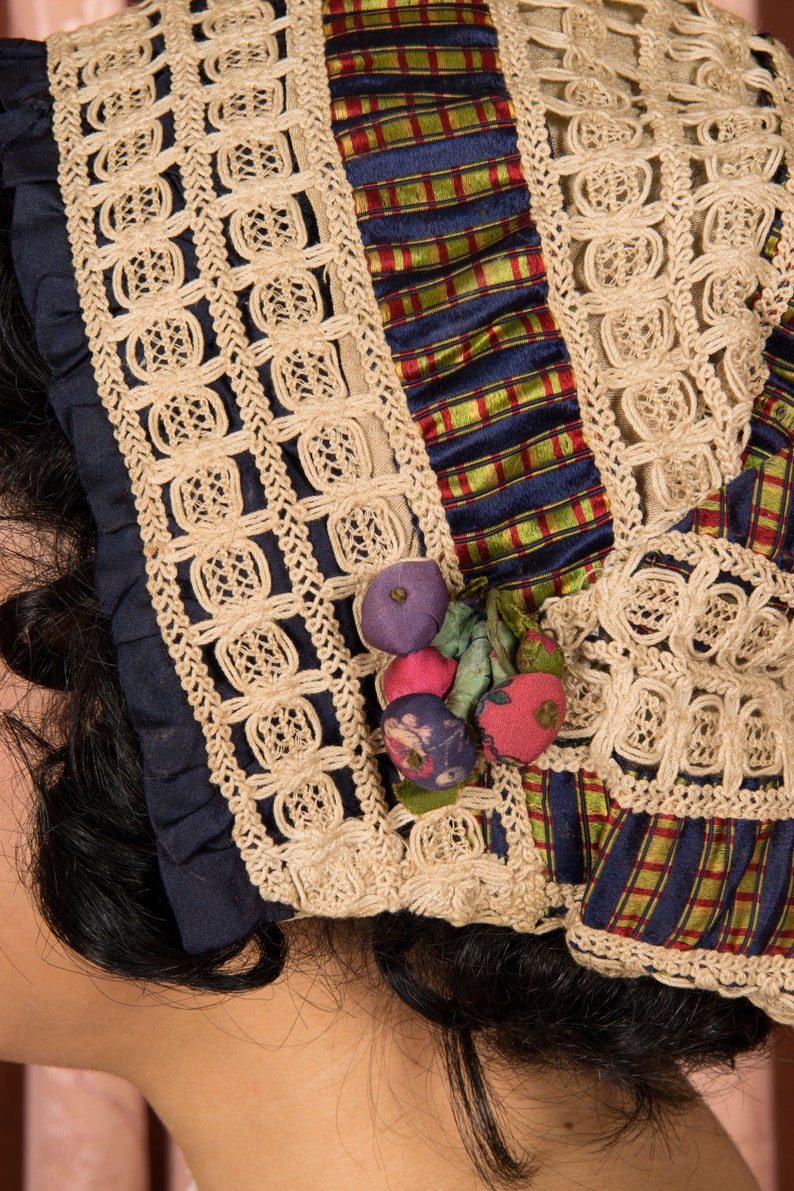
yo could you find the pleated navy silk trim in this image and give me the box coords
[322,0,613,610]
[0,40,276,950]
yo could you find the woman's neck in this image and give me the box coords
[112,926,761,1191]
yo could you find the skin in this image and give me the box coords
[0,537,763,1191]
[0,674,763,1191]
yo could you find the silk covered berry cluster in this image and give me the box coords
[360,560,566,814]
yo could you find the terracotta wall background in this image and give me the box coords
[0,0,792,1188]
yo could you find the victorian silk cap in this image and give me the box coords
[2,0,794,1021]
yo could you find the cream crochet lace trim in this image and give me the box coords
[567,911,794,1024]
[542,533,794,817]
[489,0,794,531]
[490,0,794,817]
[45,0,550,928]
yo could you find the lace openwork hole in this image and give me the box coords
[171,460,244,530]
[649,448,717,510]
[327,503,407,570]
[250,272,322,330]
[216,623,299,691]
[272,343,347,410]
[81,35,152,82]
[691,585,745,658]
[210,81,283,127]
[273,776,344,837]
[414,810,484,865]
[564,76,632,112]
[558,663,606,735]
[203,0,274,37]
[127,311,204,379]
[740,704,783,774]
[148,389,230,454]
[562,5,607,47]
[623,372,698,439]
[204,39,279,81]
[102,179,172,237]
[617,680,671,765]
[702,195,774,252]
[94,122,162,179]
[733,611,789,670]
[217,134,292,186]
[602,303,672,367]
[586,230,663,292]
[684,696,725,775]
[574,160,652,216]
[298,421,372,490]
[232,200,306,257]
[622,571,684,643]
[114,242,184,307]
[248,701,323,770]
[88,78,154,129]
[191,541,271,611]
[568,112,641,154]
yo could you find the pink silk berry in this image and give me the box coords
[383,647,457,704]
[475,672,566,766]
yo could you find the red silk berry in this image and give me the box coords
[475,672,566,766]
[517,628,565,678]
[383,647,457,703]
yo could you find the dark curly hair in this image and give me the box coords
[0,182,773,1189]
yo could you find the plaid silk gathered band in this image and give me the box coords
[3,0,794,1018]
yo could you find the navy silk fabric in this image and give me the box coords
[0,41,279,951]
[323,3,613,601]
[4,9,794,966]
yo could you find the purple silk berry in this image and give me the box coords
[381,693,477,791]
[361,560,449,656]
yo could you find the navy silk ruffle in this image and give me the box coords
[0,40,284,952]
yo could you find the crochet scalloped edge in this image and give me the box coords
[567,911,794,1025]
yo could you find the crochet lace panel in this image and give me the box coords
[490,0,794,533]
[491,0,794,817]
[40,0,794,1017]
[543,533,794,817]
[45,0,551,928]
